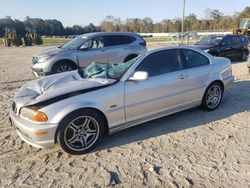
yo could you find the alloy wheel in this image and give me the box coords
[56,64,73,73]
[64,116,99,151]
[206,85,222,109]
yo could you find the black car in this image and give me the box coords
[195,34,249,61]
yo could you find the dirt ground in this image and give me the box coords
[0,44,250,188]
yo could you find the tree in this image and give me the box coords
[239,6,250,18]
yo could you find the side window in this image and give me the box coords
[105,35,136,47]
[81,36,105,49]
[222,36,231,46]
[232,36,241,44]
[135,49,183,77]
[182,49,209,68]
[240,36,247,43]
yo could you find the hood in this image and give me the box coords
[14,70,116,107]
[194,44,217,50]
[35,46,70,57]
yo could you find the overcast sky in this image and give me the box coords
[0,0,249,26]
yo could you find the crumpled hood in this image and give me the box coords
[14,70,116,106]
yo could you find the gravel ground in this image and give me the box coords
[0,44,249,187]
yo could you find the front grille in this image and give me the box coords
[12,101,17,113]
[32,56,39,64]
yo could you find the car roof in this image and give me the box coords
[79,32,139,38]
[204,34,245,38]
[144,45,206,56]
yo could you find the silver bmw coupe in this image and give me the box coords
[9,46,234,154]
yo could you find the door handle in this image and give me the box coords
[178,74,188,79]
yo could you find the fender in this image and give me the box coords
[47,100,106,124]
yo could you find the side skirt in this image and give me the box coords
[109,101,200,134]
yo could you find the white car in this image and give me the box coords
[31,32,147,76]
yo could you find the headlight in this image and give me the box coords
[38,54,55,62]
[20,108,48,123]
[204,49,209,53]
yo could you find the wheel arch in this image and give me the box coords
[208,80,224,93]
[50,59,78,72]
[54,107,109,144]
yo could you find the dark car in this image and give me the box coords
[195,34,249,61]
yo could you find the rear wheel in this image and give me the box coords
[240,51,248,61]
[52,62,77,74]
[57,109,104,155]
[200,82,223,111]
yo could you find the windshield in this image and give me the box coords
[61,36,87,49]
[80,57,139,80]
[196,36,223,45]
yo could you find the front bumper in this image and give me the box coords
[31,58,52,77]
[31,67,50,77]
[9,110,58,148]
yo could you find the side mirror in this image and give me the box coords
[129,71,148,81]
[220,42,226,46]
[79,45,89,51]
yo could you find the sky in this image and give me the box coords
[0,0,249,27]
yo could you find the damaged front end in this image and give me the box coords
[9,69,116,148]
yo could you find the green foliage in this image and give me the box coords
[0,17,100,38]
[239,6,250,18]
[42,38,70,45]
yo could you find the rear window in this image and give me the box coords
[182,49,209,68]
[231,36,242,44]
[105,35,136,46]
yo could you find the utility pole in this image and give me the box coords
[181,0,186,44]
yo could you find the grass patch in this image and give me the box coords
[0,38,3,46]
[144,36,172,42]
[0,37,70,47]
[42,38,71,45]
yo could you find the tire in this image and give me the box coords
[240,51,248,62]
[52,61,77,74]
[123,54,138,63]
[200,82,223,111]
[56,109,105,155]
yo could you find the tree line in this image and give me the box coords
[0,16,101,37]
[100,7,250,33]
[0,6,249,38]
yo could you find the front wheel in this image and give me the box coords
[200,82,223,111]
[241,51,248,62]
[57,109,105,155]
[52,62,76,74]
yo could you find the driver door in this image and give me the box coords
[124,49,189,123]
[77,36,108,68]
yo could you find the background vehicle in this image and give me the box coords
[3,27,22,47]
[232,18,250,41]
[195,34,249,61]
[3,27,43,47]
[31,32,147,77]
[10,46,234,154]
[24,27,43,46]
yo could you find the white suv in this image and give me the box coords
[31,32,147,76]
